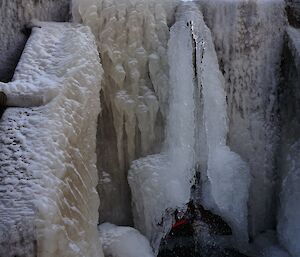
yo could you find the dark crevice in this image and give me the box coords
[158,201,250,257]
[0,26,31,83]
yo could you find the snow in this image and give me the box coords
[99,223,154,257]
[0,22,104,257]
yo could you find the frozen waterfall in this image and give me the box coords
[128,3,199,250]
[129,1,251,253]
[0,0,299,256]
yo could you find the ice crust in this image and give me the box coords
[0,22,104,257]
[99,223,154,257]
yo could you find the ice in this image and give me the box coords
[199,0,287,238]
[277,27,300,257]
[0,1,297,256]
[128,3,198,251]
[179,2,251,246]
[0,0,69,82]
[99,223,154,257]
[0,22,104,257]
[72,0,178,225]
[279,167,300,257]
[129,2,250,252]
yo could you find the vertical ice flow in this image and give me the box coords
[129,3,251,252]
[128,3,197,252]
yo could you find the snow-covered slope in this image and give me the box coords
[0,22,104,257]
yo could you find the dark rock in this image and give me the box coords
[286,0,300,27]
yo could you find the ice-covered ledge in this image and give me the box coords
[0,22,104,257]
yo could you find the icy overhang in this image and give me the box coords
[0,22,104,257]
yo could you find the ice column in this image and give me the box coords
[129,2,251,252]
[128,3,198,252]
[72,0,177,225]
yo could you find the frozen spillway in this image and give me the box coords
[0,22,104,257]
[72,0,178,225]
[129,2,250,252]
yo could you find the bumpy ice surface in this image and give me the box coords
[0,22,104,257]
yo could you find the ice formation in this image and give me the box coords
[72,0,178,225]
[0,22,104,257]
[188,4,251,244]
[278,140,300,257]
[1,0,299,256]
[99,223,154,257]
[277,26,300,257]
[199,0,287,238]
[129,2,250,252]
[128,3,198,249]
